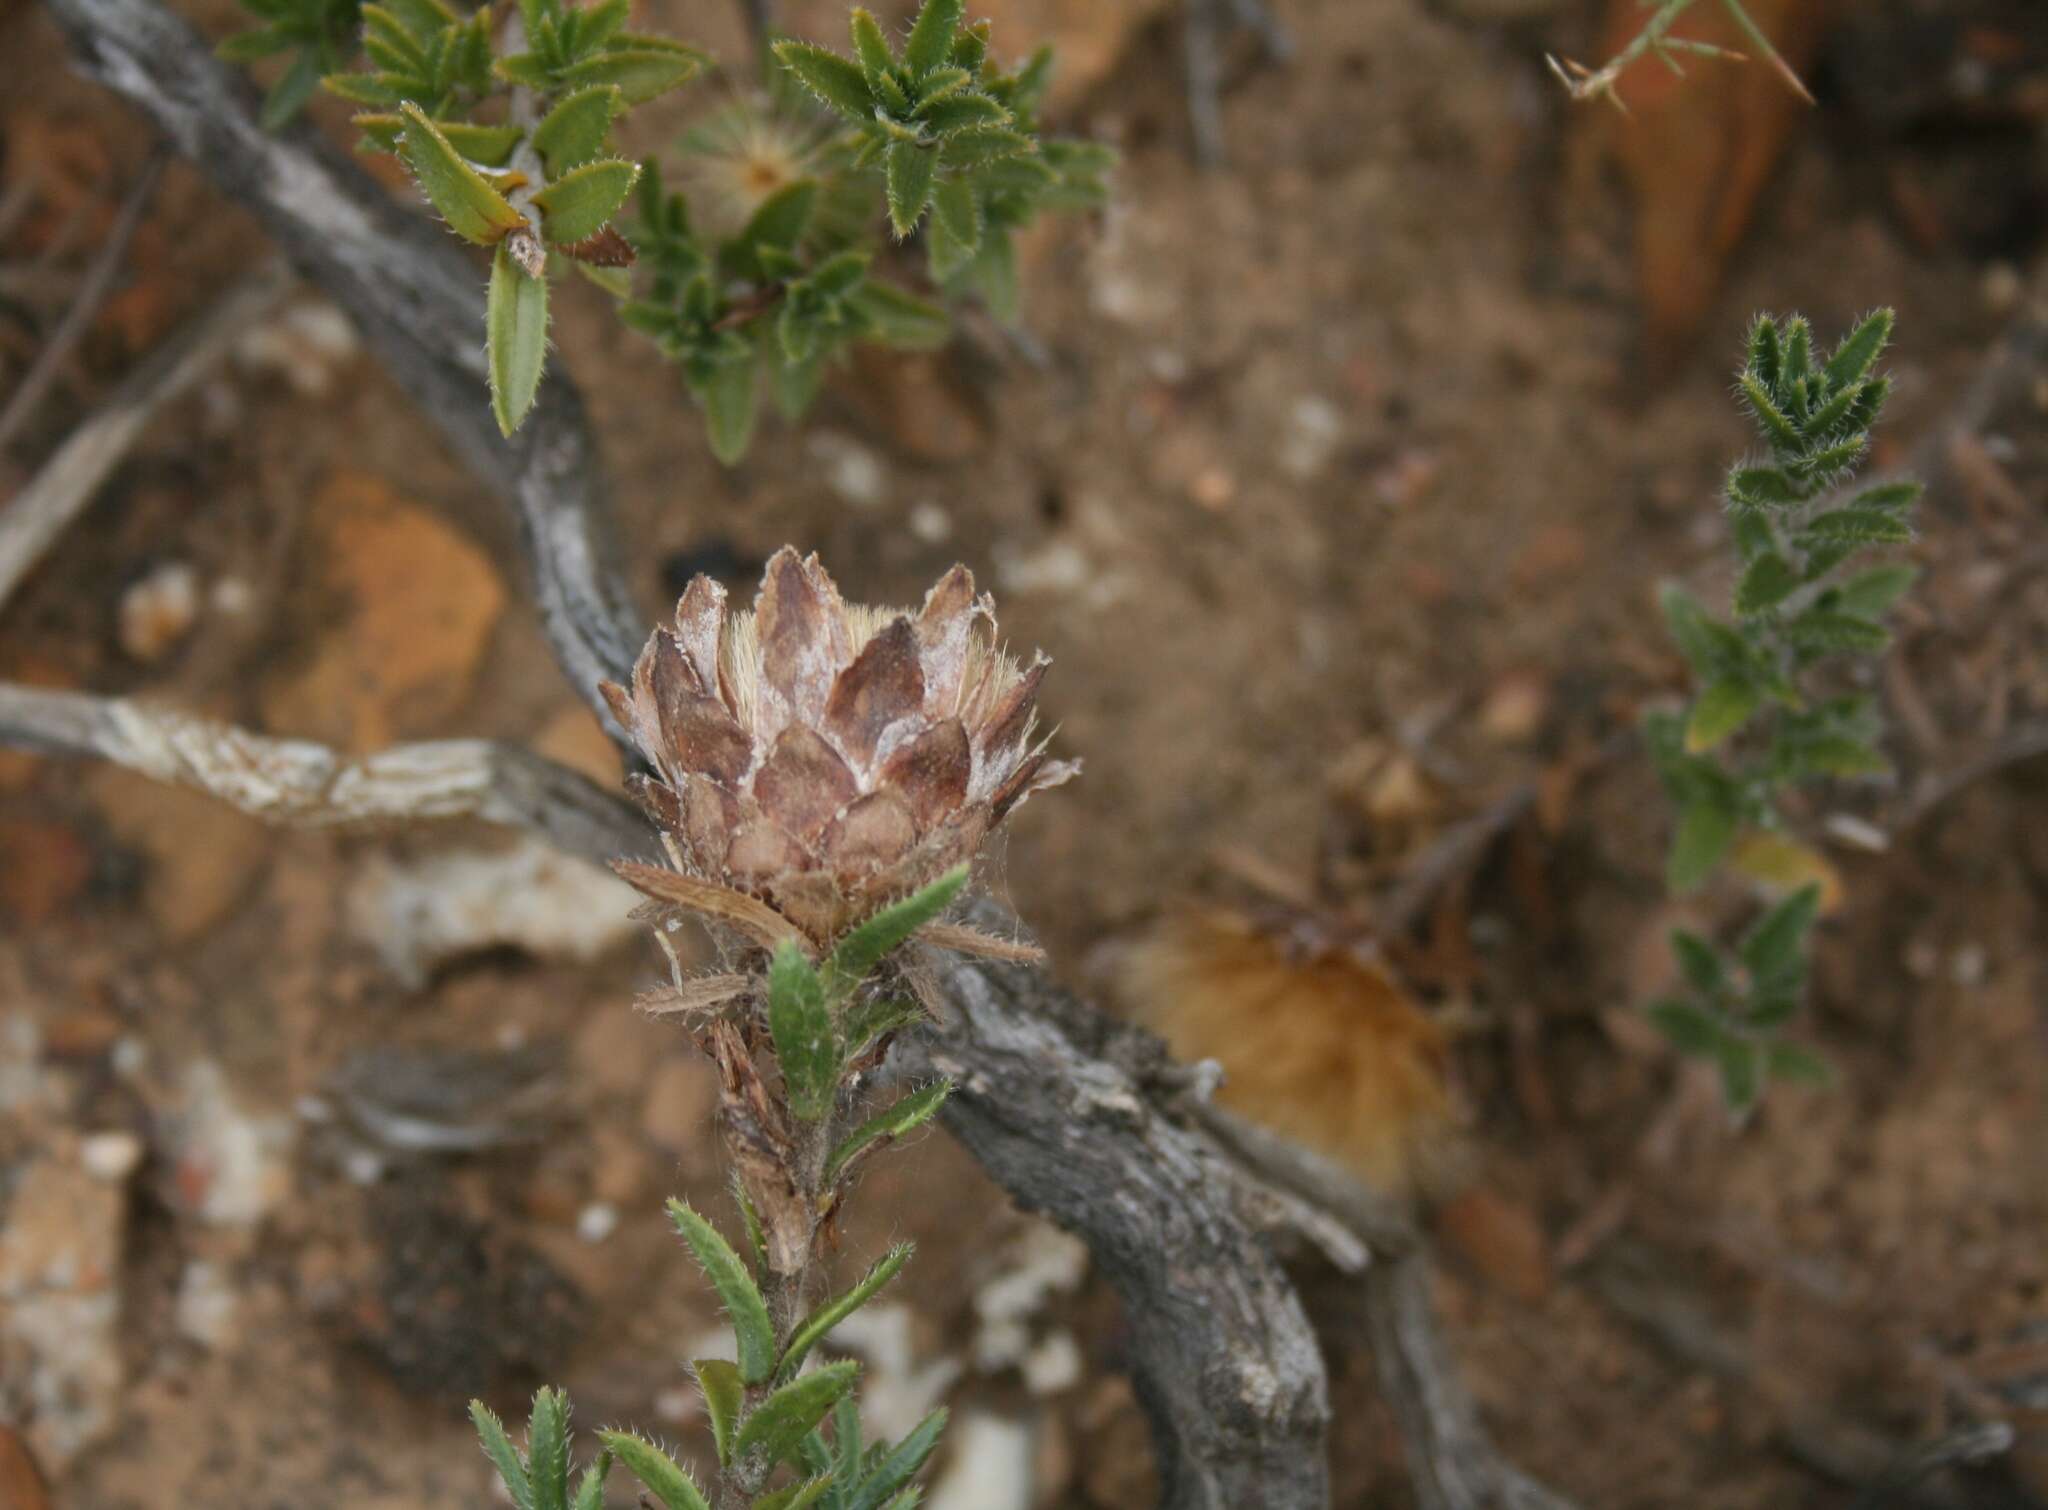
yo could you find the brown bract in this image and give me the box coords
[606,548,1077,946]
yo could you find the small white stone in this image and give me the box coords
[926,1412,1033,1510]
[577,1202,618,1244]
[807,430,887,509]
[1951,944,1988,988]
[1021,1331,1083,1396]
[175,1260,240,1348]
[109,1037,148,1079]
[908,500,953,544]
[117,561,201,664]
[342,1148,384,1186]
[1277,395,1344,481]
[78,1132,143,1184]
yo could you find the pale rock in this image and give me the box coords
[116,561,200,664]
[347,835,640,987]
[174,1260,240,1348]
[172,1059,295,1230]
[926,1411,1034,1510]
[1277,396,1344,481]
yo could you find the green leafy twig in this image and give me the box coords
[1646,310,1920,1116]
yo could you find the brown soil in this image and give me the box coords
[2,0,2045,1506]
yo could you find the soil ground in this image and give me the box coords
[2,0,2045,1506]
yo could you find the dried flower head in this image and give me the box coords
[606,548,1076,949]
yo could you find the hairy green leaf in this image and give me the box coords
[734,1361,861,1469]
[1737,371,1801,452]
[775,39,874,118]
[694,1358,744,1467]
[436,121,525,167]
[1821,307,1892,392]
[563,43,702,103]
[572,1450,613,1510]
[825,1081,952,1184]
[932,177,981,255]
[599,1432,711,1510]
[1716,1035,1763,1117]
[533,158,639,243]
[1764,1041,1833,1086]
[847,1408,949,1510]
[851,282,949,349]
[1646,998,1725,1058]
[1848,479,1922,513]
[533,85,622,176]
[884,141,938,237]
[755,1478,835,1510]
[399,103,526,244]
[667,1200,777,1384]
[1685,678,1758,752]
[1725,464,1800,510]
[1733,552,1798,615]
[487,241,550,438]
[903,0,964,78]
[769,941,838,1122]
[700,351,760,466]
[471,1400,535,1510]
[1670,931,1726,998]
[1843,561,1916,618]
[780,1244,913,1379]
[1739,883,1819,994]
[527,1387,571,1510]
[1782,609,1888,655]
[850,6,896,83]
[823,867,968,1000]
[261,48,326,130]
[1667,794,1738,894]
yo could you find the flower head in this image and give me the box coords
[606,548,1076,947]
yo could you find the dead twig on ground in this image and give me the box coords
[0,147,167,456]
[0,683,651,865]
[0,259,290,610]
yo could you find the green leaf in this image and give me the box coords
[1658,584,1747,678]
[1739,883,1819,993]
[527,1388,571,1510]
[667,1200,777,1384]
[217,25,294,63]
[1782,609,1888,655]
[732,1173,770,1278]
[563,44,703,103]
[884,141,938,238]
[1822,307,1892,391]
[1670,931,1726,997]
[1716,1035,1763,1117]
[847,1409,948,1510]
[822,867,969,1000]
[1764,1041,1833,1086]
[967,231,1019,323]
[533,85,622,176]
[1725,465,1800,510]
[1733,553,1798,615]
[700,352,760,466]
[431,122,526,168]
[914,92,1008,134]
[1738,371,1801,452]
[940,126,1034,166]
[1848,479,1922,513]
[694,1358,745,1467]
[825,1081,952,1184]
[572,1450,614,1510]
[1802,510,1908,549]
[932,177,981,256]
[260,48,326,129]
[774,40,874,119]
[756,1478,835,1510]
[1744,991,1800,1031]
[840,996,924,1058]
[1794,736,1887,777]
[851,282,949,349]
[599,1432,711,1510]
[769,941,838,1122]
[1684,678,1758,752]
[487,241,550,438]
[903,0,964,79]
[780,1244,913,1380]
[399,103,526,244]
[471,1400,535,1510]
[736,180,817,267]
[1667,795,1738,894]
[1745,314,1782,392]
[735,1361,862,1469]
[1835,561,1908,618]
[1645,998,1725,1058]
[850,7,896,84]
[533,158,639,244]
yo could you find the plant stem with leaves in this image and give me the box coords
[1646,310,1921,1116]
